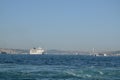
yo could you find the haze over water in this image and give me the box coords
[0,0,120,51]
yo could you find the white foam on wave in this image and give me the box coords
[65,70,92,78]
[99,71,104,75]
[85,74,92,78]
[65,70,81,78]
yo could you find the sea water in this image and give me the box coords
[0,54,120,80]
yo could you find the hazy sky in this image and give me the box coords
[0,0,120,51]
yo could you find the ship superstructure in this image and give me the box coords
[30,47,44,54]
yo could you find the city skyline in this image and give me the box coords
[0,0,120,51]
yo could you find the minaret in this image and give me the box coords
[93,48,95,53]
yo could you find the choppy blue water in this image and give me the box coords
[0,54,120,80]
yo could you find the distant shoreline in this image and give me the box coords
[0,48,120,56]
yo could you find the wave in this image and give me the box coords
[0,64,120,80]
[0,55,120,80]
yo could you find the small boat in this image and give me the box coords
[1,51,7,54]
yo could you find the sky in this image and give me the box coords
[0,0,120,51]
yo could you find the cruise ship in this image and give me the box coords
[30,47,44,55]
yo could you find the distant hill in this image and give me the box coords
[110,51,120,54]
[0,48,120,56]
[0,48,88,55]
[0,48,29,54]
[46,49,89,55]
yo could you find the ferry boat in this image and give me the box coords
[30,47,44,55]
[91,48,107,56]
[94,53,107,56]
